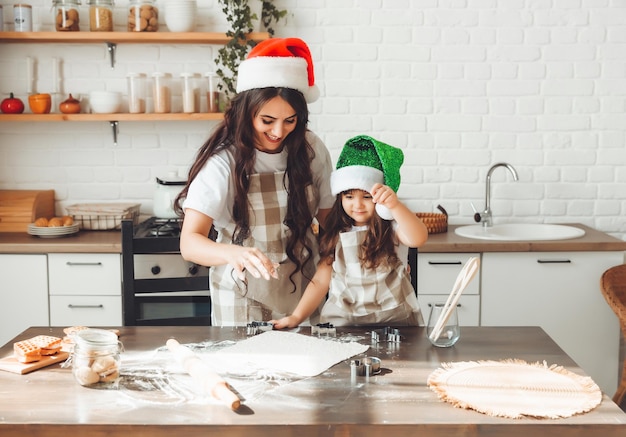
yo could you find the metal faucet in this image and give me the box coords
[474,162,519,227]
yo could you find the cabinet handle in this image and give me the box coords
[428,303,462,307]
[68,304,104,309]
[536,259,571,264]
[428,261,463,265]
[66,262,103,266]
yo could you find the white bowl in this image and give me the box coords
[89,91,122,114]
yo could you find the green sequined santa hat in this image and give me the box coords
[330,135,404,220]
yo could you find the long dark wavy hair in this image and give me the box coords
[319,191,398,269]
[174,87,317,288]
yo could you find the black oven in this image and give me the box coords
[121,218,212,326]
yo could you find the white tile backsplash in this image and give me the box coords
[0,1,625,240]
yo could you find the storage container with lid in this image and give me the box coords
[152,72,171,114]
[69,328,123,387]
[13,4,32,32]
[87,0,114,31]
[53,0,81,31]
[128,0,158,32]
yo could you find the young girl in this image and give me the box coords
[272,135,428,328]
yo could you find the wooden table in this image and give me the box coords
[1,326,625,437]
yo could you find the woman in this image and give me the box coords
[174,38,334,326]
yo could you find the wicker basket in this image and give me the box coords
[416,205,448,234]
[66,203,140,230]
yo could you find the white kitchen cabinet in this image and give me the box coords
[481,251,622,396]
[0,254,49,346]
[417,253,480,326]
[48,253,122,326]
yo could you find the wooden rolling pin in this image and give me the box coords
[166,338,241,410]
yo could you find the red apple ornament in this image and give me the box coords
[1,93,25,114]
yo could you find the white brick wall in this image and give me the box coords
[0,0,625,240]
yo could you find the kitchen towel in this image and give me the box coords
[427,359,602,419]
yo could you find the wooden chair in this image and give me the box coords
[600,264,626,410]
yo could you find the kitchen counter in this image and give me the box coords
[0,326,625,437]
[0,223,624,254]
[0,230,122,253]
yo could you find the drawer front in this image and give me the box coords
[49,253,121,295]
[418,253,480,295]
[50,295,122,326]
[418,295,480,327]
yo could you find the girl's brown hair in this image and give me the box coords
[319,190,398,269]
[174,87,317,289]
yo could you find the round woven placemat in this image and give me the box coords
[427,359,602,419]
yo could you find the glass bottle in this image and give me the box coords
[53,0,81,31]
[127,72,146,114]
[87,0,114,32]
[128,0,158,32]
[70,329,122,387]
[152,72,171,114]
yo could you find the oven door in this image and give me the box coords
[134,291,211,326]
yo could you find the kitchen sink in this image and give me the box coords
[454,223,585,241]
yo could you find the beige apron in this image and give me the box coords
[210,171,321,326]
[321,229,422,327]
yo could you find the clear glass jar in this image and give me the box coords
[205,72,219,113]
[152,72,171,113]
[128,0,158,32]
[127,72,147,113]
[87,0,114,32]
[53,0,81,31]
[180,72,198,113]
[70,329,122,387]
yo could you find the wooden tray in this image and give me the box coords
[0,352,69,375]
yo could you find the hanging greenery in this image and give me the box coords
[215,0,287,101]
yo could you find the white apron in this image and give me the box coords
[321,229,422,327]
[209,171,321,326]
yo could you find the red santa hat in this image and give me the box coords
[236,37,320,103]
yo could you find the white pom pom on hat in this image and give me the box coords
[236,37,320,103]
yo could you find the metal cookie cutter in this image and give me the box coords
[246,321,274,336]
[311,323,336,337]
[350,356,382,381]
[371,326,402,343]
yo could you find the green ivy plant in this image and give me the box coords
[215,0,287,101]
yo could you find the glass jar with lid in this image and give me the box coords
[69,328,122,387]
[87,0,114,32]
[53,0,81,32]
[128,0,158,32]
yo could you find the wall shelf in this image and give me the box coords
[0,113,223,122]
[0,31,269,45]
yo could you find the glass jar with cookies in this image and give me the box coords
[53,0,81,32]
[70,328,122,388]
[128,0,158,32]
[86,0,114,32]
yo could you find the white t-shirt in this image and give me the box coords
[183,131,334,230]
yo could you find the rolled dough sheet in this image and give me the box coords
[214,331,369,377]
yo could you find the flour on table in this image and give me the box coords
[214,330,369,377]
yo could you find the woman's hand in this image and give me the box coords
[270,315,301,329]
[230,246,279,281]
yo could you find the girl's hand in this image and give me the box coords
[270,315,301,329]
[230,246,279,281]
[371,183,399,210]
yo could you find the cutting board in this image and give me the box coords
[0,352,69,375]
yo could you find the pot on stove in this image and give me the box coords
[154,172,186,219]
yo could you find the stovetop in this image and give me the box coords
[134,217,182,239]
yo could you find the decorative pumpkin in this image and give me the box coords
[1,93,25,114]
[59,94,81,114]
